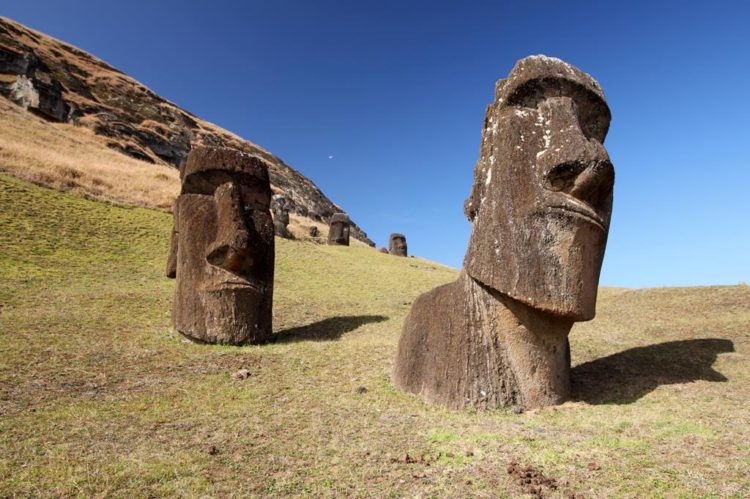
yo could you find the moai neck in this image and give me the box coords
[462,272,574,409]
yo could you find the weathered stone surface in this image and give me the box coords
[271,194,291,238]
[327,213,350,246]
[166,146,275,345]
[0,45,32,73]
[389,233,408,257]
[393,55,614,410]
[0,45,71,122]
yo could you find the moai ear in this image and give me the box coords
[464,99,499,222]
[464,160,488,222]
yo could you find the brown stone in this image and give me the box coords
[166,146,275,345]
[389,233,408,257]
[393,55,614,410]
[271,194,291,238]
[327,212,350,246]
[308,226,319,238]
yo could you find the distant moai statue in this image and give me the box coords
[166,146,275,345]
[393,56,615,411]
[308,226,319,238]
[327,212,350,246]
[389,233,408,257]
[271,193,291,238]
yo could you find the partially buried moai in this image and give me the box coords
[271,193,291,238]
[327,212,350,246]
[166,146,275,345]
[392,55,615,410]
[389,233,408,257]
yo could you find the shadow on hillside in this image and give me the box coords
[272,315,388,343]
[572,338,735,405]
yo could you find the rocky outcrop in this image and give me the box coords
[0,46,71,121]
[0,16,374,245]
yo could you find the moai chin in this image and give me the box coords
[166,146,275,345]
[389,233,408,257]
[327,213,350,246]
[271,193,291,238]
[392,55,615,411]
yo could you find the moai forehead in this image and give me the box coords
[463,55,614,321]
[330,213,350,225]
[180,146,271,196]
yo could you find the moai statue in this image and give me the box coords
[166,146,275,345]
[389,233,408,257]
[327,212,350,246]
[392,56,615,410]
[271,193,291,238]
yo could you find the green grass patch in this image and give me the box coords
[2,173,749,497]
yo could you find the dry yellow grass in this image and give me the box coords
[0,98,344,244]
[0,98,179,209]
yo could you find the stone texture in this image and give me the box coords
[389,233,408,257]
[271,194,291,238]
[393,55,614,410]
[166,146,275,345]
[327,213,350,246]
[0,46,71,122]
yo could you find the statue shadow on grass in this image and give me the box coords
[272,315,388,343]
[571,338,735,405]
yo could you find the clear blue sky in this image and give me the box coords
[4,1,749,287]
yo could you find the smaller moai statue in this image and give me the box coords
[327,213,350,246]
[271,193,291,238]
[389,233,408,257]
[308,226,319,238]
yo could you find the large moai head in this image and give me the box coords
[327,212,350,246]
[463,56,614,321]
[166,146,275,344]
[389,233,408,257]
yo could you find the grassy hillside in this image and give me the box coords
[1,16,374,244]
[1,173,748,497]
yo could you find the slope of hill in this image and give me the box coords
[1,173,748,497]
[0,16,374,245]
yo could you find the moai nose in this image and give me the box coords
[545,158,614,206]
[539,97,614,207]
[206,182,253,273]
